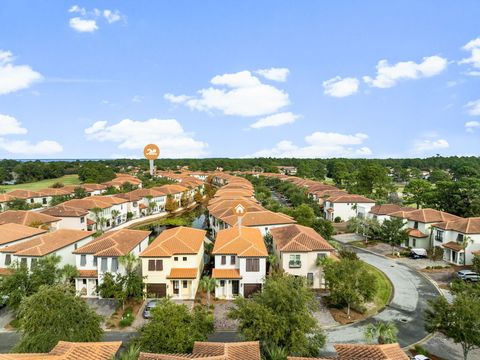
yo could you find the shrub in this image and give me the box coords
[414,344,428,356]
[334,216,342,223]
[119,307,134,327]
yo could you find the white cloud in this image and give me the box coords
[363,55,448,88]
[249,132,372,158]
[165,70,290,117]
[250,112,299,129]
[131,95,143,103]
[69,17,98,33]
[68,6,124,33]
[85,118,208,158]
[323,76,359,97]
[465,99,480,116]
[0,114,28,135]
[164,93,192,104]
[0,139,62,155]
[465,121,480,133]
[103,9,122,23]
[0,50,43,95]
[414,138,449,152]
[459,37,480,70]
[256,68,290,82]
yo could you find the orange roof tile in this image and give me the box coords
[213,227,267,257]
[390,208,461,223]
[35,188,72,197]
[140,227,206,257]
[0,229,94,257]
[442,241,464,251]
[74,229,151,257]
[167,268,198,279]
[369,204,415,216]
[0,194,13,202]
[0,268,11,276]
[0,223,47,246]
[62,196,128,210]
[5,189,41,199]
[212,269,242,279]
[433,217,480,234]
[334,343,409,360]
[78,269,98,278]
[0,210,60,226]
[0,340,122,360]
[407,228,429,238]
[41,205,88,218]
[271,224,334,252]
[220,210,296,227]
[327,194,375,204]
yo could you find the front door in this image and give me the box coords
[243,283,262,297]
[232,280,239,296]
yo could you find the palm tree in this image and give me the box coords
[91,207,102,229]
[119,253,139,274]
[115,345,140,360]
[98,217,107,231]
[199,276,217,306]
[364,321,398,344]
[111,209,120,227]
[267,254,278,274]
[460,235,473,265]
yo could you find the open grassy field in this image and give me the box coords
[0,175,81,192]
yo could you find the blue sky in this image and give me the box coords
[0,1,479,159]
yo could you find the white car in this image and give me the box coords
[412,355,430,360]
[457,270,479,280]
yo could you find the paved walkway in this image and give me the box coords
[322,245,440,355]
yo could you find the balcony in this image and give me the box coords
[289,261,301,268]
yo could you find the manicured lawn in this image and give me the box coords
[349,240,379,248]
[1,175,81,191]
[364,263,393,315]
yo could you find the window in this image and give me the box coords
[221,255,226,265]
[30,199,34,204]
[80,217,85,223]
[42,198,47,205]
[246,258,260,272]
[414,221,419,229]
[111,258,118,272]
[230,255,236,265]
[21,258,27,266]
[83,279,87,285]
[174,257,178,261]
[457,234,464,243]
[93,257,97,266]
[156,260,163,271]
[307,273,314,286]
[80,255,86,266]
[435,230,444,242]
[74,243,77,250]
[289,254,301,268]
[5,254,11,266]
[148,260,155,271]
[183,257,187,261]
[31,258,37,270]
[317,253,327,261]
[220,280,225,287]
[183,281,188,288]
[101,258,108,272]
[412,238,416,247]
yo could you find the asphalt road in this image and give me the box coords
[322,246,441,354]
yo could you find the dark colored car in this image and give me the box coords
[142,300,159,319]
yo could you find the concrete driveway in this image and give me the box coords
[322,247,441,354]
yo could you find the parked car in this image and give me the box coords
[412,355,430,360]
[142,300,159,319]
[410,248,428,259]
[457,270,479,281]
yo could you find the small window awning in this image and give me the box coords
[167,268,198,279]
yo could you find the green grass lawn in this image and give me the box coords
[364,263,393,315]
[1,174,81,192]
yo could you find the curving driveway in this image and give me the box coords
[322,245,441,354]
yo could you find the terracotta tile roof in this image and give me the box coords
[0,268,11,276]
[82,183,107,191]
[115,192,144,202]
[334,343,409,360]
[213,227,267,257]
[35,188,72,197]
[209,203,265,219]
[212,269,242,279]
[407,228,429,238]
[207,198,260,212]
[219,210,296,227]
[5,189,41,199]
[327,194,375,204]
[139,341,261,360]
[78,269,98,278]
[87,218,96,225]
[74,229,151,257]
[62,196,128,210]
[311,190,348,198]
[0,340,121,360]
[0,223,47,246]
[41,205,88,218]
[0,229,94,257]
[442,241,464,251]
[270,224,334,252]
[214,189,254,198]
[167,268,198,279]
[390,208,461,223]
[433,217,480,234]
[152,184,188,195]
[140,227,206,257]
[0,194,13,202]
[0,210,60,226]
[369,204,415,216]
[129,188,166,198]
[472,250,480,256]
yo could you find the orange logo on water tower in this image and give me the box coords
[144,144,160,160]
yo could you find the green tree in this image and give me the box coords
[136,299,213,353]
[323,258,377,318]
[364,321,398,344]
[472,255,480,275]
[165,195,177,212]
[425,288,480,360]
[13,285,103,353]
[73,186,88,199]
[403,179,433,209]
[380,218,408,255]
[291,204,316,227]
[111,209,120,227]
[6,198,30,210]
[198,276,216,306]
[430,179,480,217]
[228,273,325,357]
